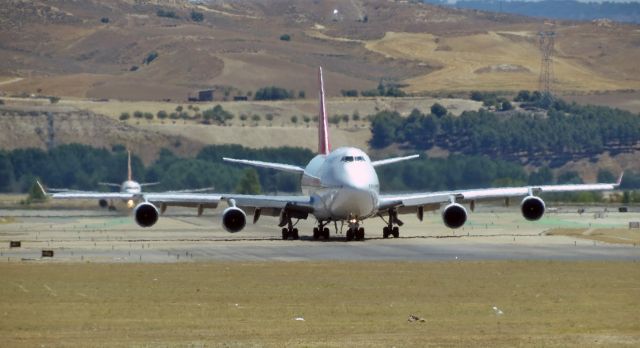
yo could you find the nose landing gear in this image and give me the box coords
[345,217,365,241]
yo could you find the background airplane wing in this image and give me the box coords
[379,174,622,212]
[50,191,135,200]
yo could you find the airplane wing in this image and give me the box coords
[223,157,305,174]
[378,173,623,212]
[146,192,312,215]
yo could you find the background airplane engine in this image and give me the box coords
[98,199,108,208]
[134,202,159,227]
[521,196,545,221]
[222,207,246,233]
[442,203,467,229]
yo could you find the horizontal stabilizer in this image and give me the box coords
[98,182,121,188]
[140,182,160,187]
[223,158,305,174]
[371,154,420,167]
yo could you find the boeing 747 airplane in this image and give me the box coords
[43,67,622,241]
[41,150,212,213]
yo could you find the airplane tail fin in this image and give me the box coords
[317,67,331,155]
[127,150,132,181]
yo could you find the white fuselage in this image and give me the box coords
[121,180,142,194]
[301,147,380,221]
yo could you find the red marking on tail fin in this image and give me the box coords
[127,150,132,181]
[317,67,331,155]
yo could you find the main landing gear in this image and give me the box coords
[312,221,330,240]
[279,212,299,240]
[381,209,402,239]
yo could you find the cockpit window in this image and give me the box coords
[341,156,365,162]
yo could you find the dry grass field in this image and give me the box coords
[364,31,640,93]
[1,0,638,101]
[548,228,640,246]
[0,261,639,347]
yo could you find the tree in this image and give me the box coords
[143,51,158,65]
[176,105,183,112]
[341,89,358,97]
[190,11,204,22]
[235,169,261,194]
[119,112,130,121]
[26,179,47,204]
[430,103,447,118]
[500,100,513,111]
[133,111,143,119]
[157,110,168,119]
[280,34,291,41]
[597,169,615,183]
[0,152,14,191]
[298,90,305,99]
[290,115,298,125]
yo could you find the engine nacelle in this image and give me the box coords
[442,203,467,229]
[98,199,108,208]
[521,196,545,221]
[134,202,159,228]
[222,207,246,233]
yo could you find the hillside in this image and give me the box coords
[0,0,638,103]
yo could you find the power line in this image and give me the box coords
[538,30,556,97]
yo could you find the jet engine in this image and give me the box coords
[98,199,108,208]
[134,202,159,227]
[521,196,545,221]
[222,207,246,233]
[442,203,467,229]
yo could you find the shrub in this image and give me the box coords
[143,51,158,65]
[133,111,143,118]
[279,34,291,41]
[100,17,109,24]
[190,11,204,22]
[341,89,358,97]
[157,110,168,119]
[157,9,178,19]
[119,112,130,121]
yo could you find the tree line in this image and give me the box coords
[369,97,640,166]
[2,144,639,198]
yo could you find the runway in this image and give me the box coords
[1,207,639,262]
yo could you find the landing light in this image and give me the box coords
[127,200,135,209]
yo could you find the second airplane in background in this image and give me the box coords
[45,67,622,241]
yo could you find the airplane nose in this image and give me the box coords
[343,167,372,190]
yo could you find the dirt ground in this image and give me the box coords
[0,261,638,347]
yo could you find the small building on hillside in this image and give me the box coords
[198,89,214,102]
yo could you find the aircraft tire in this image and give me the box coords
[356,227,365,241]
[346,229,355,242]
[282,228,289,240]
[313,228,320,240]
[392,227,400,238]
[383,227,390,239]
[292,228,299,240]
[322,228,330,240]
